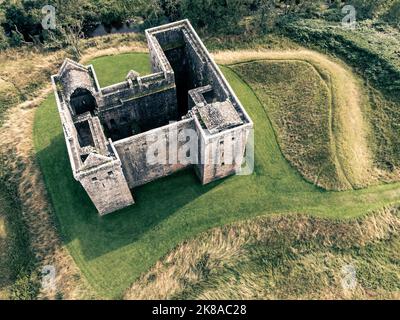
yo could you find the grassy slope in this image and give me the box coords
[214,50,375,190]
[34,53,400,298]
[0,184,37,300]
[282,20,400,179]
[0,39,148,301]
[177,217,400,300]
[0,189,11,299]
[126,207,400,300]
[232,60,345,190]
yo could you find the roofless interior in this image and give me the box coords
[69,25,231,144]
[94,28,217,142]
[155,28,213,118]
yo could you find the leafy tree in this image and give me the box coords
[136,0,167,28]
[346,0,395,20]
[0,0,398,48]
[1,0,43,41]
[381,0,400,27]
[178,0,248,34]
[252,0,324,33]
[96,0,131,25]
[160,0,182,21]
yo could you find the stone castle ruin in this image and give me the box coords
[52,20,253,215]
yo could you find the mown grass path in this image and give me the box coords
[33,53,400,298]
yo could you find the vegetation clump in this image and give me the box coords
[126,206,400,300]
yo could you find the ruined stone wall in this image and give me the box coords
[53,73,85,175]
[153,27,185,50]
[52,20,253,216]
[182,31,208,90]
[114,119,196,188]
[79,158,134,215]
[100,87,178,138]
[197,126,250,184]
[100,73,171,106]
[147,30,176,77]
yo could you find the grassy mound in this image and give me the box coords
[216,50,374,190]
[282,20,400,93]
[233,60,347,190]
[126,207,400,300]
[34,52,400,298]
[282,20,400,181]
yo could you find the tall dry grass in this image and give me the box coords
[125,207,400,300]
[0,211,10,296]
[0,35,148,299]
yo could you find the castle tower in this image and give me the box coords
[51,59,134,215]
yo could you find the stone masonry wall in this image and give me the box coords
[114,119,196,188]
[198,126,250,184]
[100,87,178,137]
[52,20,253,216]
[78,160,134,215]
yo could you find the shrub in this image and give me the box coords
[346,0,394,20]
[0,26,9,50]
[9,273,40,300]
[8,30,24,47]
[178,0,247,34]
[281,20,400,96]
[381,0,400,27]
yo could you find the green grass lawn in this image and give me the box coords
[33,52,400,298]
